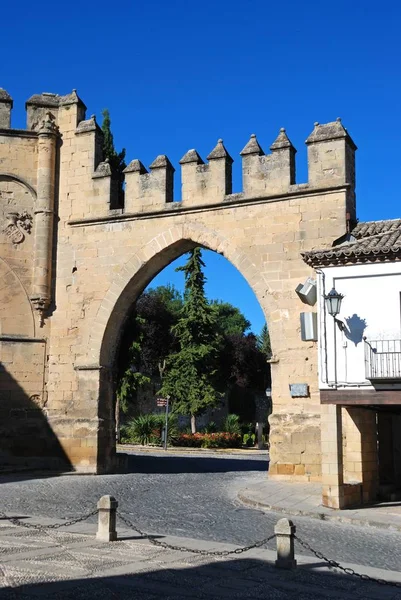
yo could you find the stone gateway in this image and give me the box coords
[0,88,356,481]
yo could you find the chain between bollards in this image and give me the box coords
[4,496,401,589]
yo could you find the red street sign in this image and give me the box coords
[157,398,168,407]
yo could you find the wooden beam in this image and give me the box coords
[321,389,401,405]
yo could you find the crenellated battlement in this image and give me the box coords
[124,155,175,213]
[118,120,356,222]
[0,88,357,223]
[179,139,233,205]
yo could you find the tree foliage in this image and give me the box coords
[257,323,272,359]
[116,250,271,430]
[101,109,126,206]
[159,249,223,431]
[211,300,251,336]
[116,286,182,413]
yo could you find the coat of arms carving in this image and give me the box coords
[3,211,33,244]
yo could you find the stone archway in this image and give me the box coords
[79,223,275,471]
[87,222,275,369]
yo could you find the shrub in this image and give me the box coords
[121,413,178,446]
[202,421,218,434]
[175,433,203,447]
[241,422,254,436]
[223,414,242,436]
[152,413,179,445]
[174,432,241,449]
[243,432,256,447]
[121,414,158,445]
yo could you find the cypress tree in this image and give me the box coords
[159,248,222,432]
[101,109,126,207]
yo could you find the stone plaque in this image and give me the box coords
[289,383,309,398]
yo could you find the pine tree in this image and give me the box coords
[101,109,126,206]
[257,324,272,359]
[159,248,222,432]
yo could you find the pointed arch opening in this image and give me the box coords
[82,225,275,472]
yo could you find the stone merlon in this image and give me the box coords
[306,118,357,150]
[0,88,13,129]
[0,88,13,106]
[76,115,101,135]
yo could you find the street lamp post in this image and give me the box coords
[324,286,344,388]
[324,287,344,318]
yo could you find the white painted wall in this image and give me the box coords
[318,262,401,390]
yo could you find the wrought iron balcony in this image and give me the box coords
[364,339,401,381]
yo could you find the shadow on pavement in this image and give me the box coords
[119,452,269,474]
[1,556,396,599]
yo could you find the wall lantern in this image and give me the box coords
[324,287,344,318]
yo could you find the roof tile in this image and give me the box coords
[302,219,401,266]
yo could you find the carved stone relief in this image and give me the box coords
[3,211,32,244]
[0,177,35,247]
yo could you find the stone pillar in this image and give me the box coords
[97,495,118,541]
[31,112,58,325]
[343,407,378,504]
[275,518,296,569]
[321,404,345,509]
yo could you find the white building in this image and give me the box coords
[303,218,401,508]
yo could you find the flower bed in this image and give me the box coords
[174,432,242,449]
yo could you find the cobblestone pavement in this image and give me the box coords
[1,451,401,575]
[1,519,401,599]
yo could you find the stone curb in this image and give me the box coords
[238,490,401,532]
[118,444,269,456]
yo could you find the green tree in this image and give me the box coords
[101,109,126,207]
[159,248,222,432]
[146,284,183,320]
[257,324,272,359]
[210,300,251,336]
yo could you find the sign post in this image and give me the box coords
[157,396,170,450]
[164,395,170,451]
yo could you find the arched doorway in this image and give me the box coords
[83,227,274,472]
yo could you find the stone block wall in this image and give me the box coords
[0,88,357,477]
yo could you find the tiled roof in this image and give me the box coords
[302,219,401,266]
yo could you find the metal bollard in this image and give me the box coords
[274,518,297,569]
[96,495,118,542]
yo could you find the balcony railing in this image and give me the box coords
[364,339,401,381]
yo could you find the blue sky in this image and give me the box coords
[1,0,400,333]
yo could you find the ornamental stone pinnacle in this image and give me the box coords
[123,159,148,174]
[240,133,264,156]
[149,155,175,171]
[270,128,296,152]
[179,148,204,164]
[207,139,233,163]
